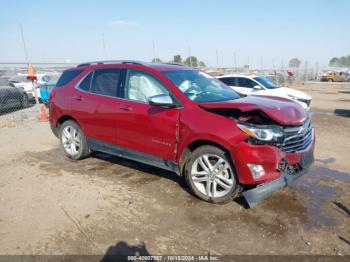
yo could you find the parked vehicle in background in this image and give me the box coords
[8,73,60,102]
[49,61,315,207]
[217,75,312,111]
[320,71,349,82]
[0,86,31,113]
[8,74,33,94]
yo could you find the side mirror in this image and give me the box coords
[148,94,175,108]
[253,85,261,90]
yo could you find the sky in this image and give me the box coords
[0,0,349,68]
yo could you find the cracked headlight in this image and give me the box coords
[237,123,284,143]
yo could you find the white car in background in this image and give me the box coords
[8,73,60,100]
[8,74,33,92]
[217,75,312,110]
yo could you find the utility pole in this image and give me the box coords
[272,58,277,84]
[304,61,308,82]
[19,23,29,65]
[260,56,264,70]
[188,46,192,67]
[216,49,219,69]
[20,23,40,114]
[233,52,238,73]
[315,62,319,80]
[102,33,107,59]
[247,56,251,74]
[152,40,156,62]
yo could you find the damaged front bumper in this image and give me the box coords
[242,151,314,208]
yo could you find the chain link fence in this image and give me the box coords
[0,85,41,128]
[0,67,65,127]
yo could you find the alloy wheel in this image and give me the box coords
[191,154,235,198]
[61,125,81,156]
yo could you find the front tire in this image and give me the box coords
[184,145,239,203]
[59,120,90,160]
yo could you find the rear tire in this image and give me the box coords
[184,145,239,203]
[59,120,90,160]
[21,94,29,108]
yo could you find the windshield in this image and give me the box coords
[253,76,279,89]
[163,70,240,102]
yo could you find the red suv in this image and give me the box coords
[50,61,315,207]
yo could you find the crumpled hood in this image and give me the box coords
[199,95,307,126]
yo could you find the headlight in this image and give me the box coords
[237,123,284,142]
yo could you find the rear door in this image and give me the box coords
[70,67,123,145]
[236,77,258,95]
[218,77,246,95]
[115,68,180,161]
[0,88,10,110]
[5,88,22,108]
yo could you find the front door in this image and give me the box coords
[115,68,180,161]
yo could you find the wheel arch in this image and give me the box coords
[56,115,83,134]
[178,139,233,175]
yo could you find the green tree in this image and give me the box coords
[329,57,340,67]
[288,58,302,68]
[173,55,182,64]
[199,61,206,67]
[184,56,198,67]
[151,58,162,63]
[329,55,350,67]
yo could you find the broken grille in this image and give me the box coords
[279,120,314,153]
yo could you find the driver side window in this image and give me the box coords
[238,78,256,88]
[125,69,169,103]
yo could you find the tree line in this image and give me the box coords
[152,56,350,69]
[152,55,206,67]
[329,55,350,67]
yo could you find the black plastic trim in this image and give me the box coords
[87,138,180,175]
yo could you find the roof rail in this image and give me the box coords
[77,60,145,67]
[163,62,186,67]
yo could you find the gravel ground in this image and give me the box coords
[0,82,349,256]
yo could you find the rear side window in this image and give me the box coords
[56,70,83,87]
[78,71,93,92]
[219,77,237,86]
[91,69,122,97]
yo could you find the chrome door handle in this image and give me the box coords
[72,96,83,101]
[119,105,132,111]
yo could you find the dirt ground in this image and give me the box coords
[0,82,349,256]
